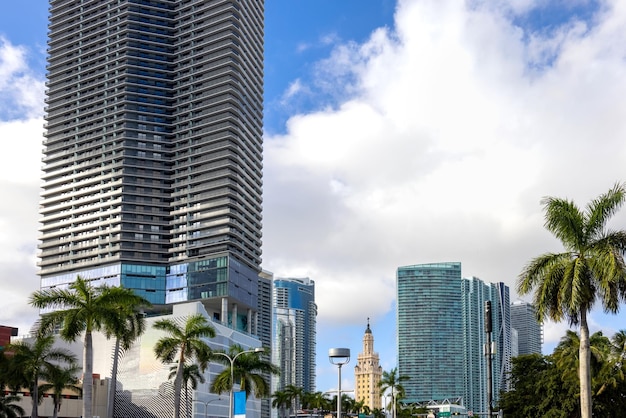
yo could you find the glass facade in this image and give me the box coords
[397,262,464,403]
[510,301,543,356]
[462,277,511,413]
[397,263,512,414]
[271,277,317,408]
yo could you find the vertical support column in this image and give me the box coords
[247,309,252,333]
[232,303,238,329]
[221,297,228,325]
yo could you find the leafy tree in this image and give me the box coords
[378,367,409,418]
[210,345,280,399]
[518,183,626,418]
[169,362,206,418]
[0,394,25,418]
[153,313,215,418]
[30,276,151,418]
[499,330,626,417]
[8,333,77,418]
[39,362,82,418]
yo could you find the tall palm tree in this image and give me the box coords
[39,362,82,418]
[8,333,77,418]
[30,275,152,418]
[272,390,291,418]
[378,367,409,418]
[283,384,303,416]
[153,313,216,418]
[0,394,25,418]
[105,290,151,418]
[169,362,206,418]
[210,344,280,400]
[552,330,610,393]
[518,182,626,418]
[302,391,330,412]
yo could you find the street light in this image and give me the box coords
[328,348,350,418]
[193,397,222,418]
[214,347,264,418]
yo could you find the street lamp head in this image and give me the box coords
[328,348,350,365]
[253,347,264,353]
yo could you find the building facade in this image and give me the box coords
[397,262,464,404]
[271,277,317,403]
[397,263,512,415]
[462,277,511,414]
[510,301,543,356]
[40,0,266,336]
[354,320,383,411]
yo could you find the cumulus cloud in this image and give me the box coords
[262,0,626,331]
[0,36,44,334]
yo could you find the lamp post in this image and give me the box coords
[214,347,264,418]
[193,397,222,418]
[328,348,350,418]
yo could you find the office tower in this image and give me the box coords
[462,277,511,414]
[510,301,543,355]
[40,0,265,336]
[397,262,464,404]
[271,277,317,404]
[354,320,383,411]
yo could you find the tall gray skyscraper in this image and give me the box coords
[510,301,543,355]
[271,277,317,401]
[40,0,265,337]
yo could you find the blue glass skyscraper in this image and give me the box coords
[397,262,464,403]
[272,277,317,398]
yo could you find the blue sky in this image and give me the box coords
[1,0,626,397]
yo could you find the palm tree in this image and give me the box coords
[8,333,77,418]
[518,182,626,418]
[210,344,280,400]
[30,276,151,418]
[153,313,216,418]
[272,390,291,418]
[39,362,82,418]
[283,384,303,416]
[105,290,151,418]
[552,330,611,395]
[302,391,330,412]
[378,367,409,418]
[169,363,206,418]
[0,394,25,418]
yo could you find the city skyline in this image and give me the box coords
[2,0,626,396]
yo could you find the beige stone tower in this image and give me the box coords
[354,319,383,411]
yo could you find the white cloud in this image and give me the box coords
[263,0,626,329]
[0,36,44,335]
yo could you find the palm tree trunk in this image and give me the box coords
[83,331,94,418]
[31,377,39,418]
[107,338,121,418]
[579,311,592,418]
[173,357,184,418]
[53,398,59,418]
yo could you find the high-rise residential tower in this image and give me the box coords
[397,262,464,404]
[354,320,383,411]
[510,301,543,355]
[462,277,511,413]
[40,0,265,336]
[271,277,317,406]
[397,263,513,414]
